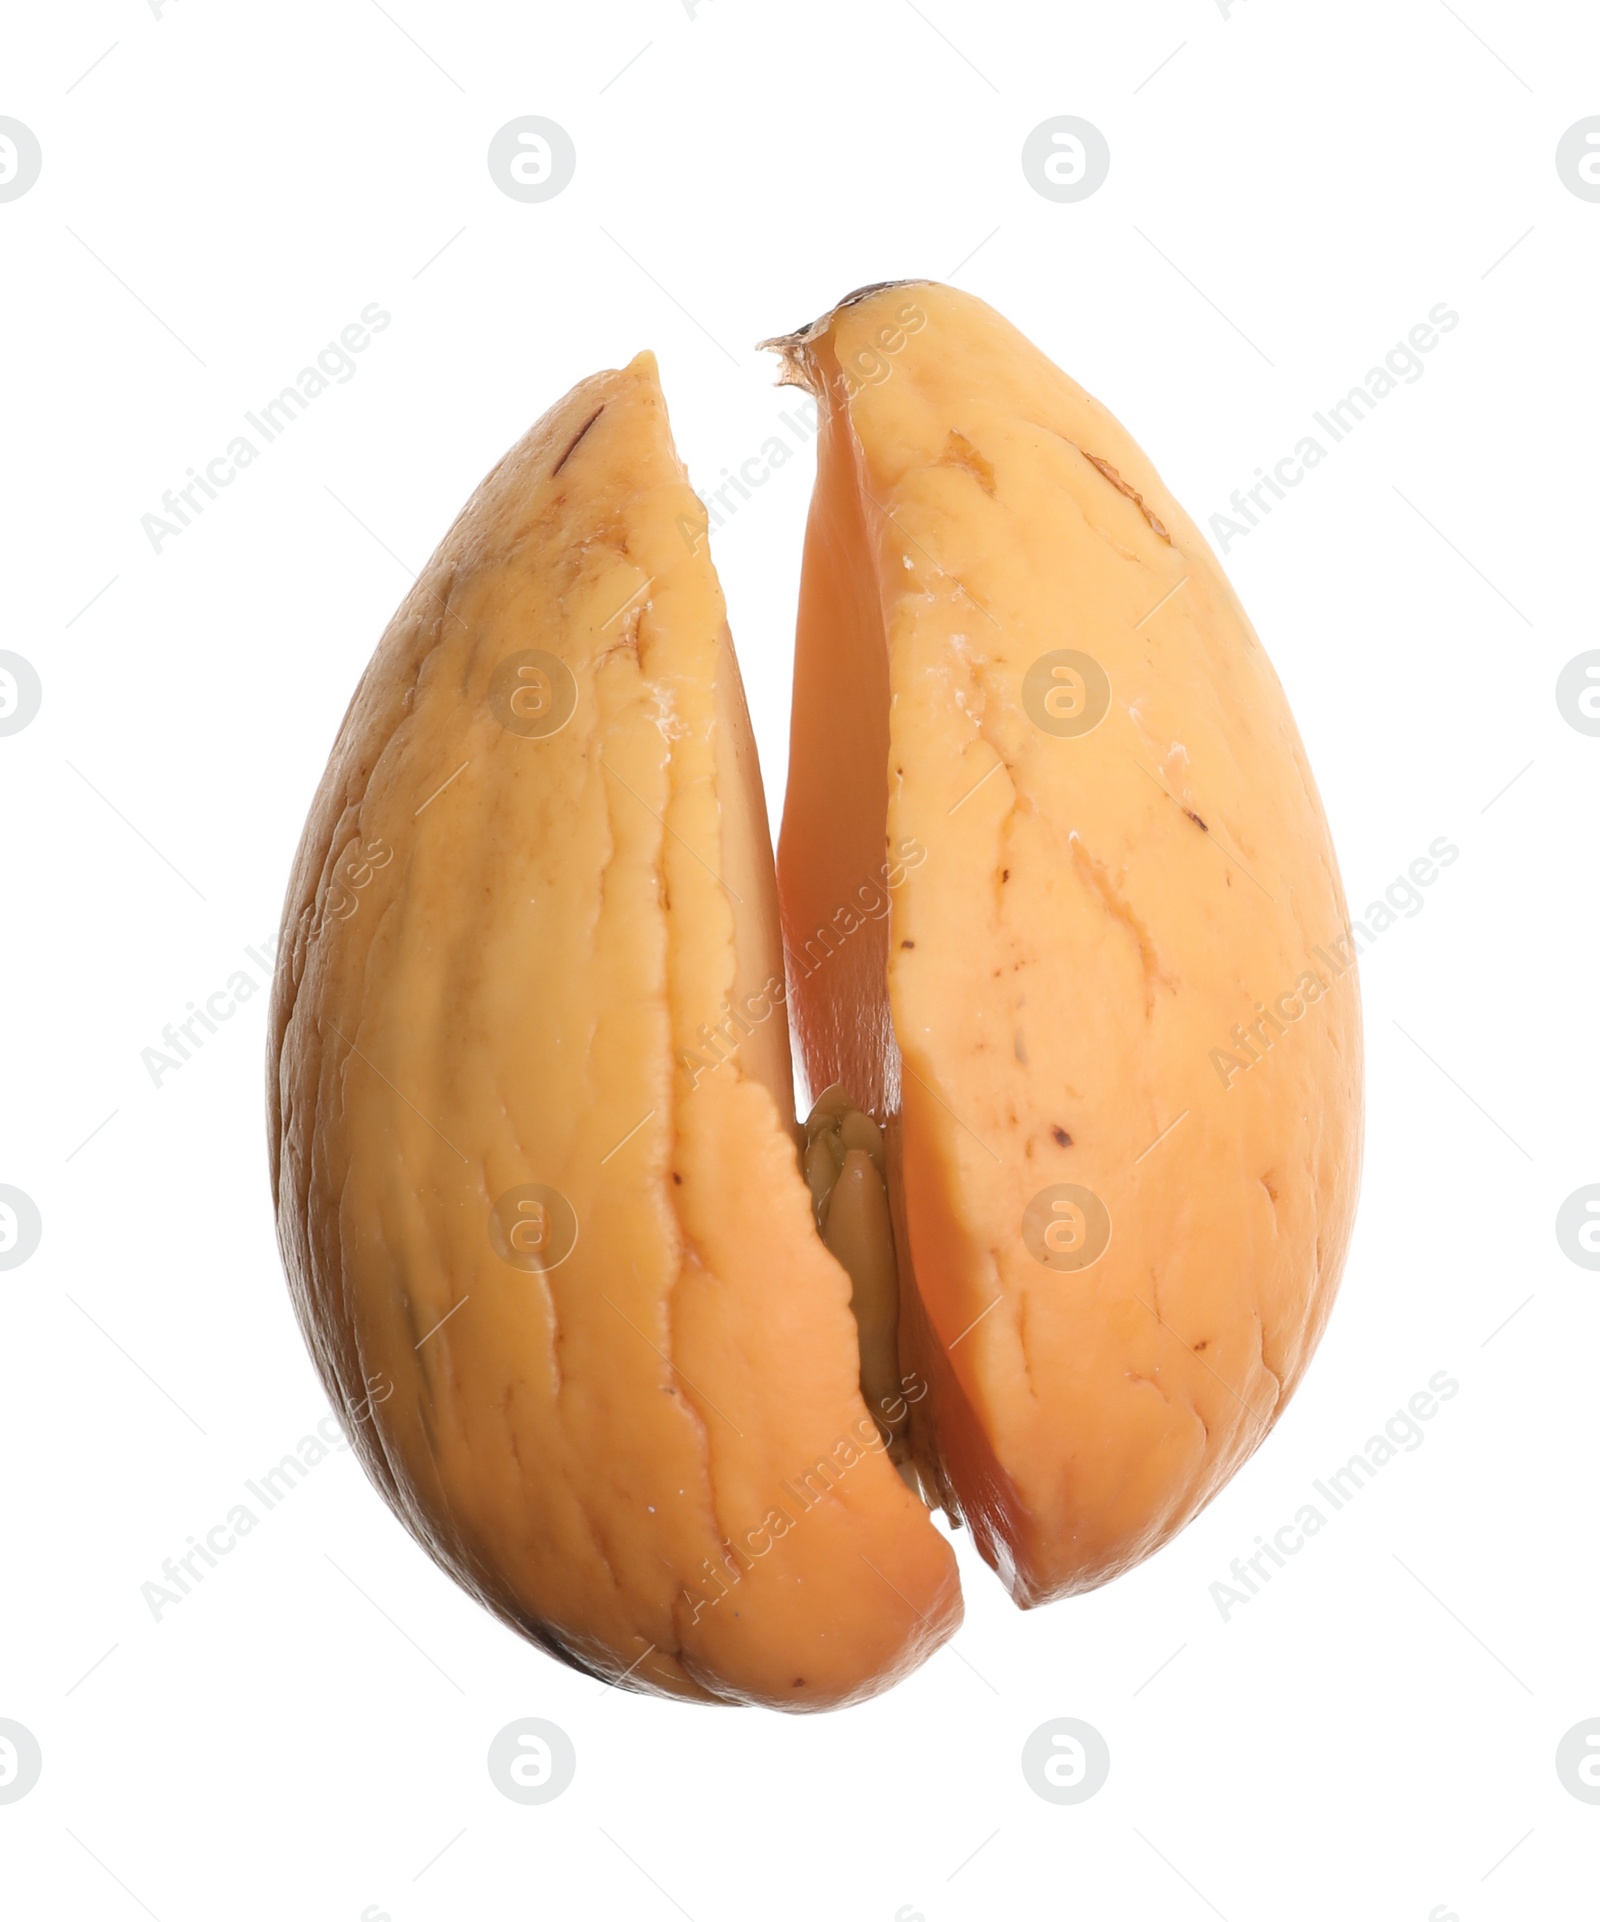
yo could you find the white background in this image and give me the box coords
[3,2,1597,1917]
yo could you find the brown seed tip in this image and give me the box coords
[757,280,935,389]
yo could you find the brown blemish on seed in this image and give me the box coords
[939,428,996,496]
[553,406,605,475]
[1051,1125,1072,1147]
[1084,453,1171,543]
[1185,809,1209,832]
